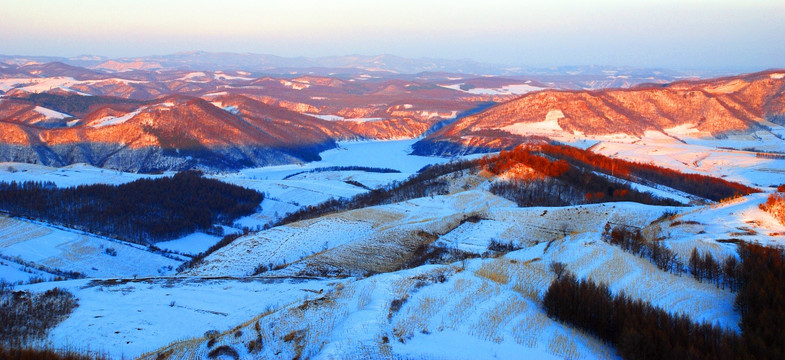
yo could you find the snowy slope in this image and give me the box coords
[0,162,161,187]
[591,139,785,188]
[23,277,334,359]
[0,215,181,278]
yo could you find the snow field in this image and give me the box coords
[591,139,785,187]
[155,232,223,256]
[33,106,71,120]
[0,215,180,278]
[0,257,53,283]
[0,162,161,187]
[25,277,334,359]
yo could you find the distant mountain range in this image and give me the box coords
[1,53,783,173]
[0,51,716,79]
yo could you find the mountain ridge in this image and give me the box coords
[413,69,785,156]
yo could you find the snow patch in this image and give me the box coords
[156,232,222,256]
[705,79,747,94]
[279,80,310,90]
[306,113,345,121]
[502,109,564,136]
[33,106,70,120]
[90,107,147,128]
[440,83,544,95]
[213,73,254,81]
[770,73,785,80]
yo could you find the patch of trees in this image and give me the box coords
[688,248,741,291]
[489,179,581,207]
[282,166,400,180]
[542,272,743,360]
[735,243,785,359]
[605,226,681,273]
[544,242,785,359]
[0,254,85,283]
[534,144,757,201]
[275,159,479,226]
[759,189,785,225]
[0,283,78,348]
[0,171,263,243]
[603,225,744,293]
[484,147,680,207]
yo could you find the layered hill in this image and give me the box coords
[413,70,785,156]
[0,94,342,172]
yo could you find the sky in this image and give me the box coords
[1,0,783,71]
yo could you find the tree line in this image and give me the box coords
[484,146,681,207]
[281,166,400,180]
[0,171,263,243]
[543,242,785,359]
[0,284,78,348]
[605,226,681,273]
[534,144,757,201]
[759,185,785,225]
[275,159,479,226]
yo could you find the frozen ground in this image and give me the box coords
[591,140,785,188]
[0,215,182,279]
[0,162,162,187]
[23,276,335,358]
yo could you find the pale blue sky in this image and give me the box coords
[1,0,782,70]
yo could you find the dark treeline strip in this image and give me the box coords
[536,144,757,201]
[542,272,744,360]
[735,243,785,359]
[489,179,575,207]
[688,248,742,292]
[484,147,681,207]
[605,226,682,273]
[0,171,263,243]
[544,242,785,359]
[281,166,401,180]
[275,160,479,227]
